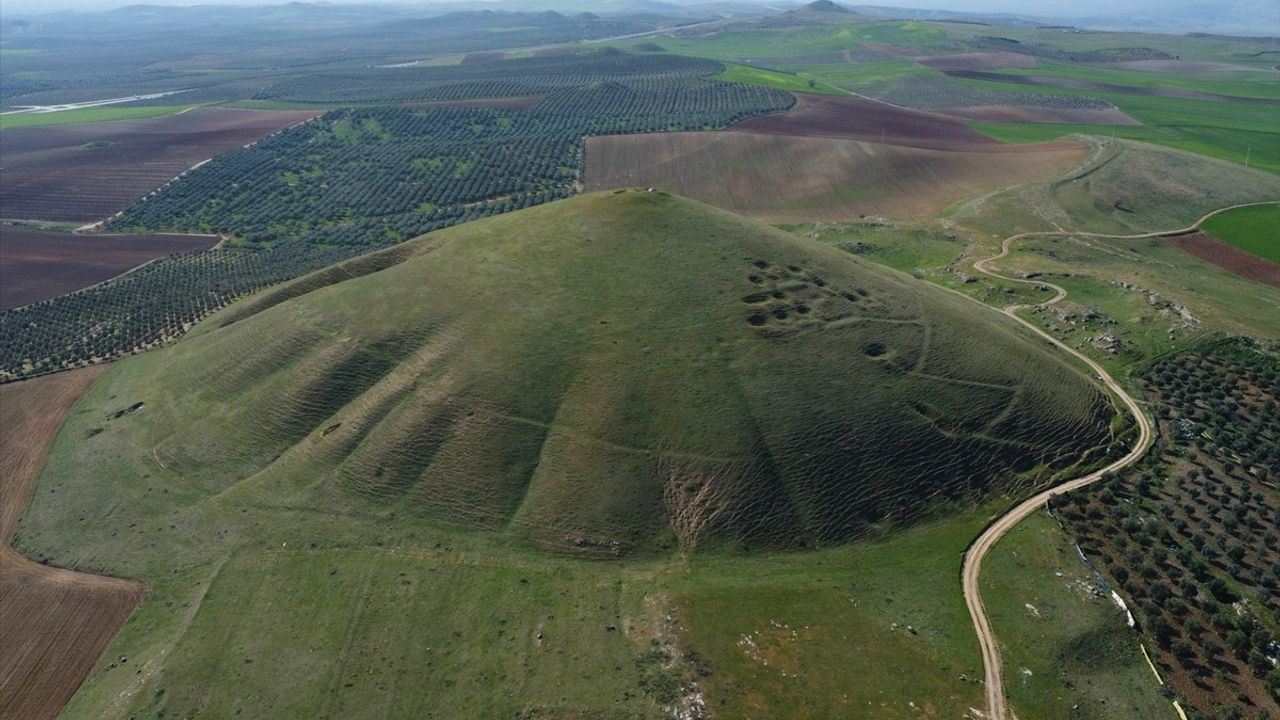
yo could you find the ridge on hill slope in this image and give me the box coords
[24,191,1120,559]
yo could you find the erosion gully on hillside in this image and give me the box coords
[0,367,145,720]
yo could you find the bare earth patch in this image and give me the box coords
[0,367,145,720]
[1167,231,1280,288]
[584,130,1087,222]
[0,107,320,223]
[0,226,218,309]
[731,93,1004,151]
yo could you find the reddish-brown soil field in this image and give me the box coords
[941,104,1141,125]
[584,130,1087,222]
[0,226,217,309]
[943,70,1280,105]
[0,107,319,223]
[917,52,1036,71]
[0,366,145,720]
[1168,231,1280,288]
[731,93,1007,150]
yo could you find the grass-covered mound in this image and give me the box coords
[26,191,1117,557]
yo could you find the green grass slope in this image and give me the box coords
[21,191,1120,562]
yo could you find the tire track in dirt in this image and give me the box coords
[959,200,1278,720]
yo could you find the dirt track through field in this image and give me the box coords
[0,367,146,720]
[958,201,1279,720]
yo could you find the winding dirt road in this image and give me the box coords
[959,200,1278,720]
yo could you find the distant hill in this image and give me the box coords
[30,191,1118,556]
[802,0,853,12]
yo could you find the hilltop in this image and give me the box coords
[802,0,854,12]
[24,191,1118,559]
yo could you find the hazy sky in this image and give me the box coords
[0,0,1191,19]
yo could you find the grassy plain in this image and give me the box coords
[988,60,1280,100]
[627,20,1279,174]
[794,221,967,275]
[714,63,845,94]
[971,95,1280,174]
[929,22,1280,69]
[0,105,195,130]
[982,512,1172,719]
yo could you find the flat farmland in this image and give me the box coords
[942,104,1139,125]
[1168,231,1280,288]
[1199,203,1280,263]
[0,227,217,309]
[730,92,1003,150]
[916,52,1037,72]
[0,107,319,223]
[0,367,145,720]
[584,131,1087,222]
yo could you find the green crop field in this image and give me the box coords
[0,104,195,130]
[929,22,1280,69]
[988,60,1280,101]
[1201,203,1280,263]
[714,63,845,94]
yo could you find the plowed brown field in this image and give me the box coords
[1169,231,1280,288]
[0,367,145,720]
[584,130,1087,222]
[0,227,217,309]
[731,92,1003,150]
[0,107,319,223]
